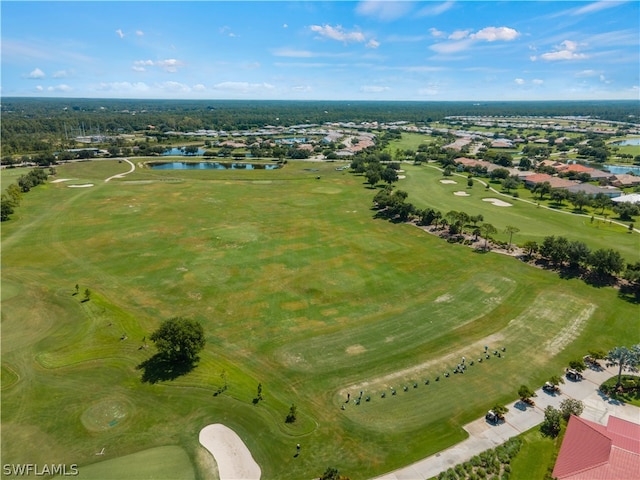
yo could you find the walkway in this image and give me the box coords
[373,365,640,480]
[104,158,135,182]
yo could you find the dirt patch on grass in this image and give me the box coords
[281,300,308,311]
[346,344,367,355]
[434,293,453,303]
[543,303,596,356]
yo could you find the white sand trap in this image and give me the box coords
[398,175,406,179]
[51,178,73,183]
[199,424,261,480]
[454,191,470,196]
[439,179,457,184]
[482,198,512,207]
[68,184,94,188]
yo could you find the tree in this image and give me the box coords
[533,181,551,200]
[365,168,380,188]
[550,188,569,205]
[518,385,536,403]
[523,240,538,259]
[568,191,591,212]
[559,398,584,420]
[568,359,586,372]
[504,225,520,250]
[549,375,565,386]
[566,240,591,268]
[150,317,206,363]
[605,346,639,388]
[540,406,562,437]
[285,403,297,423]
[501,176,520,193]
[480,223,497,250]
[1,196,15,221]
[588,248,625,277]
[381,166,399,184]
[613,202,640,221]
[540,235,569,267]
[492,403,508,419]
[592,193,612,214]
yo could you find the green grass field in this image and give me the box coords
[2,159,638,479]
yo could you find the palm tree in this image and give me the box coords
[606,346,639,388]
[504,225,520,251]
[480,223,497,250]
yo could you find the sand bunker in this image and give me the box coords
[199,424,261,480]
[482,198,512,207]
[68,184,94,188]
[398,175,406,179]
[454,191,470,197]
[51,178,73,183]
[439,179,457,184]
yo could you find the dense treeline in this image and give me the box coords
[1,168,53,221]
[2,98,638,155]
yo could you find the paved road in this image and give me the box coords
[373,365,640,480]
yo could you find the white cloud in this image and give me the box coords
[418,1,455,17]
[418,85,440,95]
[26,68,45,79]
[532,79,544,85]
[431,25,519,54]
[272,48,314,58]
[514,78,525,85]
[212,82,275,93]
[52,70,70,78]
[471,26,519,42]
[599,75,612,84]
[355,1,414,21]
[361,85,390,93]
[47,84,72,92]
[429,28,446,38]
[132,59,184,73]
[576,69,599,77]
[572,1,626,16]
[448,30,470,40]
[292,85,312,92]
[430,38,473,54]
[531,40,588,61]
[310,24,366,43]
[283,24,288,29]
[366,38,380,49]
[36,85,44,91]
[219,26,238,37]
[115,29,125,39]
[193,84,206,91]
[136,30,144,36]
[96,81,151,93]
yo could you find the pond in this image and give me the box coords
[604,164,640,175]
[149,162,281,170]
[611,138,640,146]
[162,147,206,156]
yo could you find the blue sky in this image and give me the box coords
[2,1,638,100]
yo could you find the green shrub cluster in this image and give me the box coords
[437,438,522,480]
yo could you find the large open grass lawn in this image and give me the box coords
[2,159,637,479]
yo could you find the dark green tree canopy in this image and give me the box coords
[150,317,206,363]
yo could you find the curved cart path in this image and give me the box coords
[104,158,135,182]
[373,365,640,479]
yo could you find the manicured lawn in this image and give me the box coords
[67,446,196,480]
[2,159,637,479]
[398,163,639,262]
[510,427,558,480]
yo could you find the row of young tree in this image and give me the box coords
[1,168,53,221]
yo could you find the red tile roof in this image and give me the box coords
[553,415,640,480]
